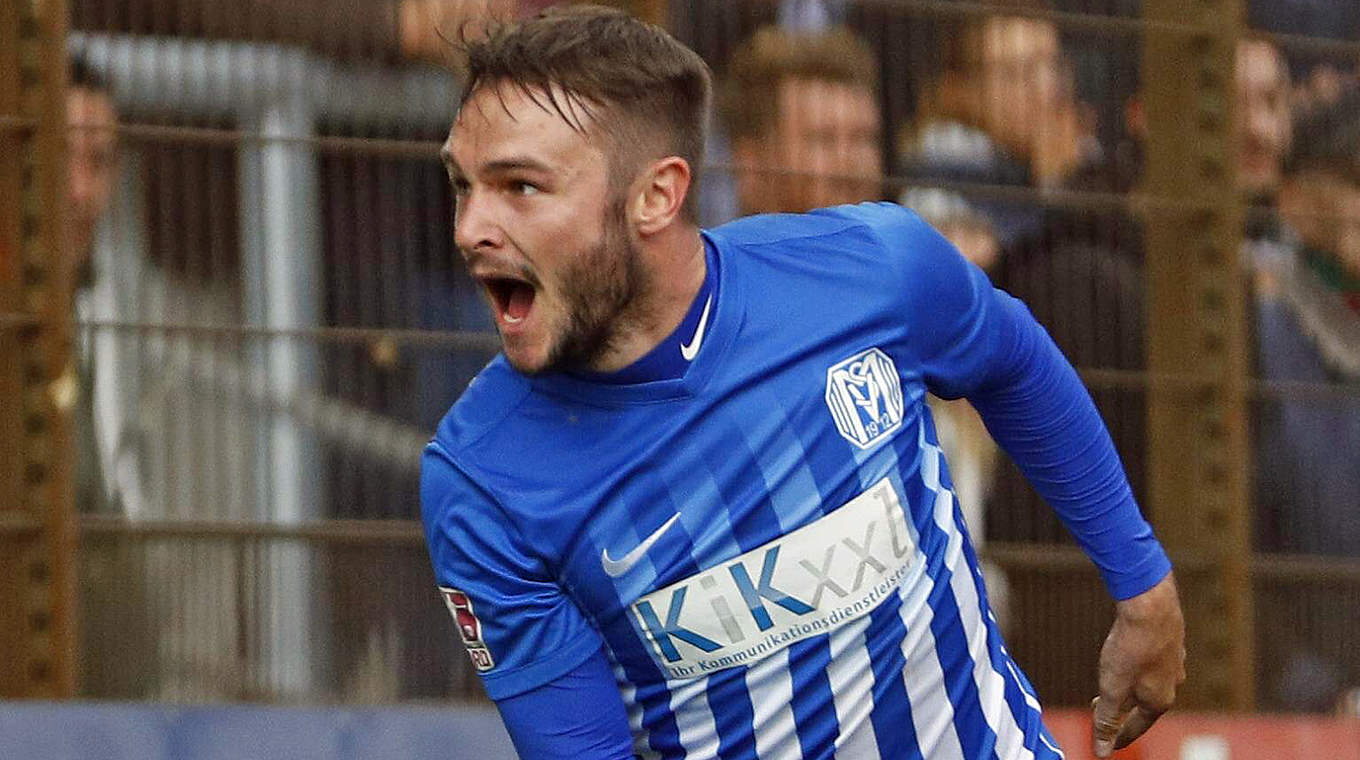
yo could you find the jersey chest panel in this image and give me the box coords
[536,329,941,681]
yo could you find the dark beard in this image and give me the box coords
[539,195,646,373]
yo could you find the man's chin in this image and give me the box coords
[502,347,551,376]
[499,333,558,376]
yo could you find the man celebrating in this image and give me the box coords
[421,6,1183,758]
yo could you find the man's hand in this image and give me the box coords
[1091,572,1186,758]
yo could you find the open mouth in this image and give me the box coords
[481,276,537,325]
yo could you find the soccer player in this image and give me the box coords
[421,6,1184,758]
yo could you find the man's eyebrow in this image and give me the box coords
[439,153,554,183]
[482,157,554,175]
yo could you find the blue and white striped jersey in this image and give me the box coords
[422,202,1167,759]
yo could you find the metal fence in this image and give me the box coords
[2,0,1359,715]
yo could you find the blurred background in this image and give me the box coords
[2,0,1358,756]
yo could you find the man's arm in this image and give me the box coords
[422,443,633,757]
[961,291,1170,597]
[496,645,636,759]
[879,205,1185,755]
[962,287,1185,757]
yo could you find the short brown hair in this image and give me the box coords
[722,25,877,142]
[459,5,713,221]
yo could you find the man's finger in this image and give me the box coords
[1114,705,1165,750]
[1091,695,1133,758]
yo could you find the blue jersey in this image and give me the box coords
[422,203,1168,759]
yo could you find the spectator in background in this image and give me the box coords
[900,0,1096,232]
[1233,35,1360,712]
[1248,0,1360,112]
[60,55,158,700]
[697,0,851,226]
[1250,89,1360,714]
[1256,89,1360,557]
[722,25,882,215]
[1237,38,1294,212]
[64,57,120,517]
[65,61,119,292]
[1122,37,1295,289]
[898,1,1127,333]
[902,0,1148,554]
[1237,36,1298,322]
[672,0,934,202]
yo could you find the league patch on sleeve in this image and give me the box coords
[439,587,496,672]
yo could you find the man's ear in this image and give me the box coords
[633,156,692,236]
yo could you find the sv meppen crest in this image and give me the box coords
[825,348,905,449]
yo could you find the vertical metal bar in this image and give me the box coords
[0,0,27,700]
[0,0,77,699]
[235,534,250,699]
[1142,0,1254,710]
[238,87,323,698]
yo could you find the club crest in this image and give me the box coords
[825,348,905,449]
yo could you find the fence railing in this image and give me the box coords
[3,0,1359,711]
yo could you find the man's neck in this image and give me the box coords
[588,225,707,373]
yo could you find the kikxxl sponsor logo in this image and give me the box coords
[631,479,918,678]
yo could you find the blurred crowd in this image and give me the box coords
[697,0,1360,712]
[10,0,1358,711]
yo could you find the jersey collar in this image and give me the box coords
[529,231,744,406]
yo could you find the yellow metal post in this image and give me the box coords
[0,0,77,698]
[1142,0,1255,710]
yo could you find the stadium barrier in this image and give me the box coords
[0,703,1355,759]
[1045,710,1360,760]
[4,0,1359,715]
[0,702,516,760]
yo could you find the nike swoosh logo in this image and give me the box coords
[601,513,681,578]
[679,295,713,361]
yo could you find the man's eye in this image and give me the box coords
[513,182,540,196]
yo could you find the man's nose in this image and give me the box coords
[453,190,504,253]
